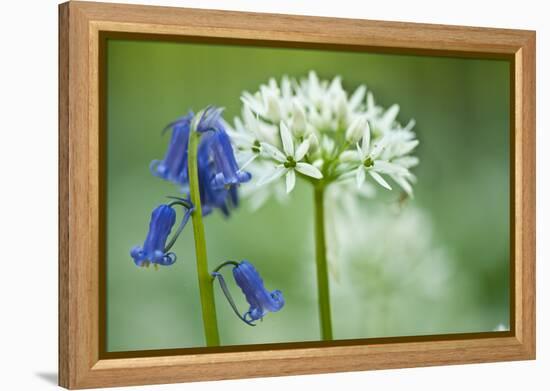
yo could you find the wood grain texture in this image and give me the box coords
[58,3,70,387]
[58,1,536,389]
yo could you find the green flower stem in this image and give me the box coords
[313,183,333,340]
[188,130,220,347]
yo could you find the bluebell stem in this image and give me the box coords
[134,106,254,346]
[212,260,284,325]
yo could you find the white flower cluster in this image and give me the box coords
[324,193,454,337]
[225,71,419,207]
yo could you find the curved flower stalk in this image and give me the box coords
[212,260,285,326]
[228,72,420,340]
[131,106,252,347]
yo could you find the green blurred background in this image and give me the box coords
[106,39,510,352]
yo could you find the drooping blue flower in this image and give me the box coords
[197,131,251,216]
[211,260,284,325]
[131,204,181,267]
[207,129,252,189]
[150,112,193,185]
[152,106,251,216]
[233,261,284,322]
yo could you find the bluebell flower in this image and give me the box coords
[207,130,252,189]
[131,204,182,267]
[233,261,284,322]
[153,106,251,216]
[197,131,251,216]
[212,260,284,325]
[150,112,193,185]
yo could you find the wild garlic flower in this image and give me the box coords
[227,71,419,207]
[324,192,454,337]
[258,122,322,193]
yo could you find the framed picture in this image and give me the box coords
[58,1,536,389]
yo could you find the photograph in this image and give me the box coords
[105,38,511,352]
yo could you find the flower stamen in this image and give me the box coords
[363,157,374,168]
[251,140,261,154]
[284,156,297,168]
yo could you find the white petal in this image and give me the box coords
[226,120,254,145]
[339,150,358,162]
[295,139,310,161]
[281,76,292,99]
[335,93,348,120]
[369,171,392,190]
[355,142,366,161]
[374,160,409,176]
[242,105,260,134]
[406,172,417,183]
[361,120,371,155]
[328,76,343,95]
[221,118,236,134]
[309,71,320,94]
[349,85,366,111]
[356,166,366,188]
[295,162,323,179]
[403,119,416,132]
[264,92,282,122]
[367,92,375,110]
[307,131,319,153]
[233,116,248,134]
[394,175,413,197]
[393,156,420,168]
[286,170,296,193]
[241,93,265,116]
[257,122,279,145]
[379,104,400,130]
[280,122,294,156]
[312,159,324,169]
[370,136,388,159]
[345,116,364,143]
[336,170,355,181]
[309,108,324,129]
[291,99,307,136]
[239,154,259,171]
[321,136,335,155]
[398,140,420,155]
[257,165,287,187]
[268,77,278,90]
[260,142,286,163]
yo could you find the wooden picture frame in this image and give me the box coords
[58,1,536,389]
